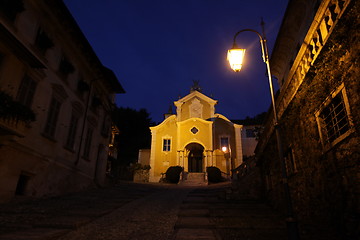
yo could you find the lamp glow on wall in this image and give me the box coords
[226,20,300,240]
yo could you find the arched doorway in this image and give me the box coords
[186,143,204,172]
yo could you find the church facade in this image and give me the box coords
[148,86,244,182]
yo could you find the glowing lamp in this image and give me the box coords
[227,48,246,72]
[221,146,228,152]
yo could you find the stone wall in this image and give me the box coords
[232,156,263,200]
[257,1,359,238]
[133,170,150,183]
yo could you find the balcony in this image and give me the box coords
[0,118,27,145]
[0,91,35,145]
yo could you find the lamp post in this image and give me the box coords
[227,20,300,240]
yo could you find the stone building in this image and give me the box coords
[232,115,264,160]
[144,83,260,183]
[0,0,124,202]
[255,0,359,237]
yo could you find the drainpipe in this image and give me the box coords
[75,78,97,165]
[93,144,104,186]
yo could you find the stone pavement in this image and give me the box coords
[0,181,291,240]
[174,184,287,240]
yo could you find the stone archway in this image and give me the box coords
[186,143,204,172]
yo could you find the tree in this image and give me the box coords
[112,107,154,165]
[232,112,267,125]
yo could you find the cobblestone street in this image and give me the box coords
[0,181,337,240]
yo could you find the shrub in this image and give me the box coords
[165,166,183,183]
[206,166,222,183]
[131,163,151,171]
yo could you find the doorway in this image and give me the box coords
[15,174,30,195]
[186,143,204,172]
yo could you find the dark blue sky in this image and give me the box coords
[63,0,288,123]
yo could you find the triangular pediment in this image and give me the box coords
[174,90,217,121]
[174,90,217,106]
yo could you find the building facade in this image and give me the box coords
[256,0,359,237]
[0,0,124,202]
[232,116,264,159]
[147,85,247,182]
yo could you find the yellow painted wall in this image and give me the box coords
[179,97,213,121]
[212,117,238,173]
[177,118,213,150]
[213,149,228,173]
[150,116,178,180]
[149,92,243,181]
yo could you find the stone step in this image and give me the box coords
[216,228,287,240]
[180,172,208,186]
[214,216,286,229]
[183,196,219,204]
[174,228,218,240]
[0,228,69,240]
[33,216,91,229]
[178,209,209,217]
[186,172,206,180]
[180,181,208,186]
[175,217,215,229]
[180,203,209,209]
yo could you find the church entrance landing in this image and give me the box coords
[186,143,204,172]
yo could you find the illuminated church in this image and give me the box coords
[146,82,250,182]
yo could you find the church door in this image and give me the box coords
[186,143,204,172]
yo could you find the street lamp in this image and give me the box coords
[227,48,246,72]
[227,20,300,240]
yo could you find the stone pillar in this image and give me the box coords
[179,150,183,167]
[176,150,180,166]
[149,130,157,182]
[211,150,214,166]
[204,150,208,171]
[184,150,188,172]
[234,124,243,167]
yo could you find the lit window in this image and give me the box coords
[220,137,229,152]
[16,75,37,107]
[316,84,352,148]
[43,97,61,138]
[163,139,171,152]
[320,94,349,142]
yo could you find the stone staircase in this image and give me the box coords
[174,185,288,240]
[180,172,208,186]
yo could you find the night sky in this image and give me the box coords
[63,0,289,123]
